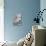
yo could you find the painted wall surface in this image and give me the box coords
[40,0,46,26]
[4,0,40,42]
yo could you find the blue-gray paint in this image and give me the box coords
[4,0,40,42]
[40,0,46,27]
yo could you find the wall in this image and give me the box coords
[4,0,40,42]
[40,0,46,26]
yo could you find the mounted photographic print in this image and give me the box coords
[4,0,41,46]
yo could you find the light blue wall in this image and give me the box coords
[4,0,40,42]
[40,0,46,27]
